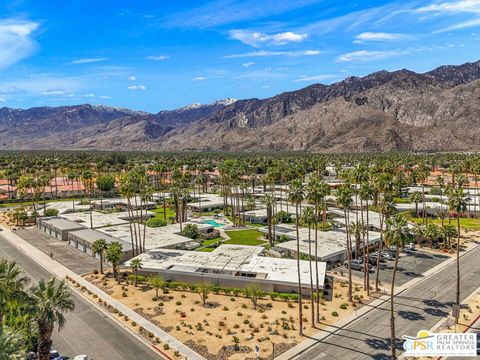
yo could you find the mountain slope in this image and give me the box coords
[1,60,480,152]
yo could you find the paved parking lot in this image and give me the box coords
[347,250,450,286]
[14,227,108,275]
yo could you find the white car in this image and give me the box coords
[73,356,88,360]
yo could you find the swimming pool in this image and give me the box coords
[202,219,225,228]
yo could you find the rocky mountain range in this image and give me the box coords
[2,60,480,152]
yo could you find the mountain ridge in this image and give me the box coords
[1,60,480,152]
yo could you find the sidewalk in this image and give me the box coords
[277,243,480,360]
[0,224,206,360]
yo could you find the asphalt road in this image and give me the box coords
[0,234,160,360]
[288,245,480,360]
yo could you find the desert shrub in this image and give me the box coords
[332,311,339,317]
[44,208,59,217]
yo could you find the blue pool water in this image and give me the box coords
[202,219,224,228]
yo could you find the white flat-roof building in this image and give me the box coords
[37,217,85,241]
[187,193,225,212]
[125,244,327,294]
[39,200,91,215]
[67,228,133,262]
[97,222,208,251]
[60,210,153,229]
[259,224,381,266]
[91,197,156,211]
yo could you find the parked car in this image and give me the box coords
[369,252,387,263]
[344,259,375,272]
[405,242,416,251]
[50,349,65,360]
[380,251,394,260]
[73,355,88,360]
[403,247,414,255]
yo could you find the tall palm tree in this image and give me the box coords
[359,182,374,294]
[337,184,354,302]
[385,215,412,360]
[262,193,275,246]
[32,278,75,360]
[92,239,108,274]
[288,179,306,336]
[129,258,143,287]
[0,260,29,335]
[409,191,423,218]
[300,206,315,326]
[447,187,469,306]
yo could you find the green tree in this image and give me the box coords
[106,242,123,281]
[197,282,212,306]
[0,329,25,360]
[244,283,264,310]
[0,260,29,335]
[129,258,143,287]
[147,275,166,300]
[32,278,75,360]
[182,223,199,239]
[92,239,108,274]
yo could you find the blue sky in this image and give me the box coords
[0,0,479,112]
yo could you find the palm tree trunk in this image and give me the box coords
[456,217,461,306]
[315,203,320,323]
[100,253,104,274]
[345,208,353,302]
[37,323,54,360]
[390,247,400,360]
[308,223,315,327]
[295,202,303,336]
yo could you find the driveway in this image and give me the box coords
[14,227,108,275]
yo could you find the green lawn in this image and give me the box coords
[201,237,223,247]
[151,206,176,221]
[224,229,266,246]
[408,216,480,230]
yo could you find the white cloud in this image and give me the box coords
[295,74,340,82]
[242,62,255,67]
[192,76,208,81]
[417,0,480,14]
[435,17,480,32]
[147,55,169,61]
[0,20,39,69]
[99,95,112,99]
[41,89,65,96]
[0,98,5,102]
[337,50,407,62]
[229,29,307,47]
[128,76,136,81]
[128,85,146,90]
[225,50,321,58]
[71,58,108,64]
[354,32,411,43]
[83,93,95,97]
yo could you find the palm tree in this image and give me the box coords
[409,191,423,218]
[447,187,469,306]
[359,182,374,294]
[385,215,412,360]
[106,242,123,281]
[147,275,166,300]
[32,278,75,360]
[262,193,275,246]
[300,206,315,326]
[129,258,143,287]
[337,184,354,302]
[288,178,306,335]
[92,239,108,274]
[0,260,29,335]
